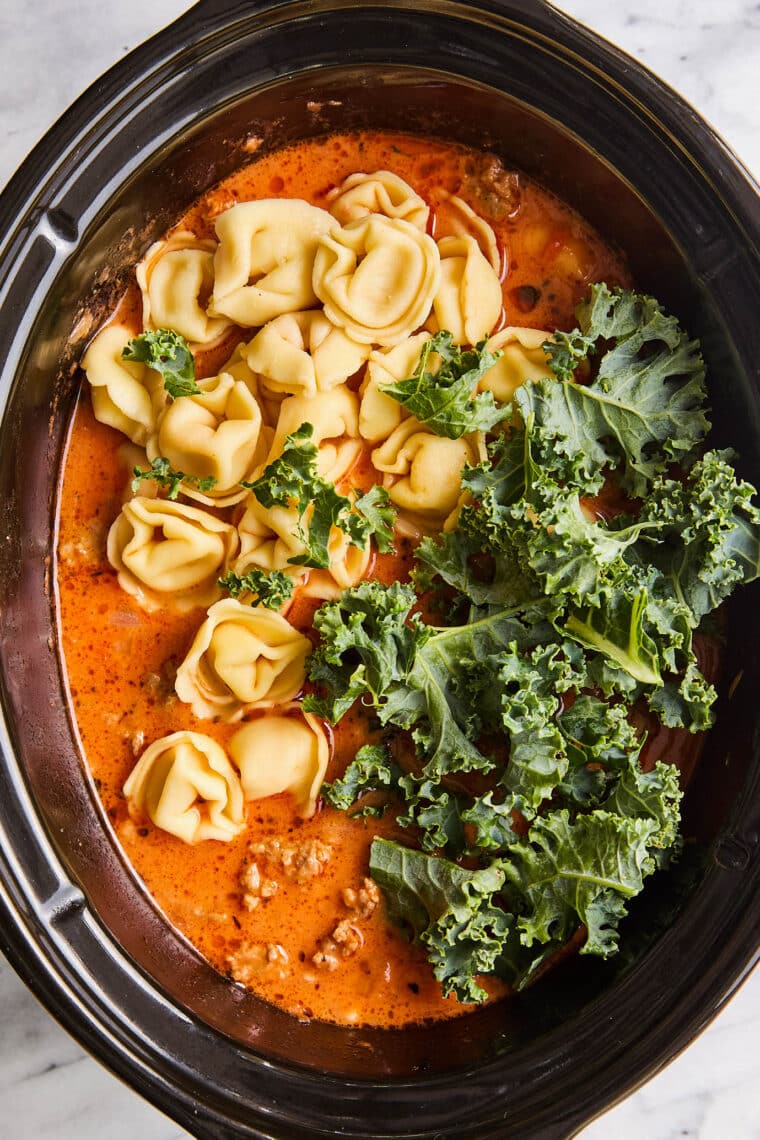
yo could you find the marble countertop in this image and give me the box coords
[0,1,757,1137]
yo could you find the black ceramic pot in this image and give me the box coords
[0,2,758,1137]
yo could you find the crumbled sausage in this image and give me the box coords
[128,730,146,758]
[239,859,278,911]
[311,876,379,971]
[141,657,178,704]
[461,153,521,219]
[312,920,363,971]
[332,919,363,954]
[228,941,289,984]
[311,948,340,972]
[341,877,380,919]
[249,836,332,883]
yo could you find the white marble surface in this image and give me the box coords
[0,1,758,1137]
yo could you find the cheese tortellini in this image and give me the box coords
[93,161,520,852]
[298,529,372,601]
[327,170,429,230]
[229,707,329,818]
[267,385,361,484]
[373,418,485,532]
[234,496,370,596]
[242,310,369,399]
[175,598,311,720]
[209,199,334,326]
[124,731,245,844]
[107,496,238,611]
[148,371,267,505]
[82,324,166,446]
[312,215,440,346]
[235,497,309,579]
[478,326,555,403]
[433,193,501,273]
[136,232,231,345]
[358,331,431,444]
[430,235,503,346]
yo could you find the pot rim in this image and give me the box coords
[0,3,758,1138]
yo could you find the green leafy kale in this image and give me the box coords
[637,449,760,620]
[217,568,294,610]
[397,774,469,853]
[122,328,200,398]
[304,580,427,722]
[348,485,397,554]
[495,641,586,814]
[307,583,554,778]
[517,284,710,497]
[131,457,217,500]
[243,424,396,569]
[321,744,402,817]
[563,587,663,686]
[501,809,666,958]
[369,837,512,1003]
[310,286,760,1005]
[380,331,504,439]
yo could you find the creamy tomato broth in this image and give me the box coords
[58,131,643,1027]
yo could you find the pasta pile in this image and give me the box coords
[82,169,554,845]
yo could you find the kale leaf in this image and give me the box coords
[131,457,217,500]
[217,568,294,610]
[303,580,428,722]
[636,449,760,620]
[123,328,200,398]
[380,331,505,438]
[369,837,513,1003]
[517,284,710,497]
[501,810,665,958]
[321,744,403,817]
[244,424,395,570]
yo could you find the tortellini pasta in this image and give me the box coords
[373,418,485,531]
[229,707,329,818]
[208,199,334,326]
[214,344,283,429]
[242,310,369,398]
[434,193,501,273]
[235,497,309,578]
[327,170,429,230]
[478,326,555,403]
[358,332,431,444]
[174,598,311,720]
[148,371,267,505]
[82,324,166,446]
[234,496,370,595]
[107,496,238,611]
[430,235,502,346]
[299,529,372,601]
[267,385,361,484]
[312,215,440,346]
[136,232,231,345]
[123,731,245,844]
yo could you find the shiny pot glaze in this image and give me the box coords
[0,2,758,1137]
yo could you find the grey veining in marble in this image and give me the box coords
[0,2,757,1138]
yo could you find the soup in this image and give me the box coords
[56,130,755,1029]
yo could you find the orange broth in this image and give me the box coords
[56,131,631,1027]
